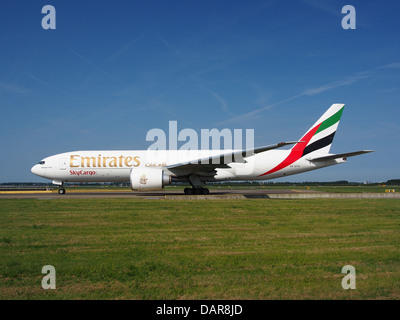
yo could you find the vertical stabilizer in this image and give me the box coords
[294,103,345,157]
[258,104,345,176]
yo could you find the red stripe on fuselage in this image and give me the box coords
[258,123,321,177]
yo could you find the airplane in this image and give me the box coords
[31,104,373,195]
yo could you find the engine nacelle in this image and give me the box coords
[130,168,171,191]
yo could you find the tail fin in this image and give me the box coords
[293,103,345,157]
[258,104,345,177]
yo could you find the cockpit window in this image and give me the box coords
[38,161,45,165]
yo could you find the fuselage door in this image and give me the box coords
[60,158,68,170]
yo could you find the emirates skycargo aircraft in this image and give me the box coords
[31,104,372,195]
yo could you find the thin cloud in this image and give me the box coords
[203,87,236,117]
[0,83,31,94]
[301,0,341,18]
[377,62,400,70]
[107,35,145,61]
[191,74,237,117]
[159,37,182,59]
[218,93,304,125]
[66,46,123,84]
[27,72,75,98]
[210,91,235,117]
[219,72,370,125]
[304,74,369,96]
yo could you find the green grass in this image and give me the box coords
[0,198,399,299]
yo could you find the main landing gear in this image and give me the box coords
[184,174,209,195]
[184,187,210,195]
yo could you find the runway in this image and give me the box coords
[1,189,398,199]
[0,189,293,199]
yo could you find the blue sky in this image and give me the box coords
[1,0,399,183]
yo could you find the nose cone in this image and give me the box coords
[31,164,41,176]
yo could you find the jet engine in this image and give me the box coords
[130,168,171,191]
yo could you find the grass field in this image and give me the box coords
[0,198,399,299]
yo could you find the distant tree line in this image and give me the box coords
[386,179,400,185]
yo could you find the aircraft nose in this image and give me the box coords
[31,164,41,176]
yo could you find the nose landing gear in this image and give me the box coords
[58,182,66,195]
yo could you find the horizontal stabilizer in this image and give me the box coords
[307,150,374,162]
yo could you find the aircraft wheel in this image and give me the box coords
[201,188,209,195]
[184,188,193,195]
[58,188,66,195]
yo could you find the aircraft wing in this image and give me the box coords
[307,150,374,162]
[166,141,300,176]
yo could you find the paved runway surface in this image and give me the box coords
[0,189,301,199]
[1,189,398,199]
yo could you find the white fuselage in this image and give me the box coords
[31,149,343,184]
